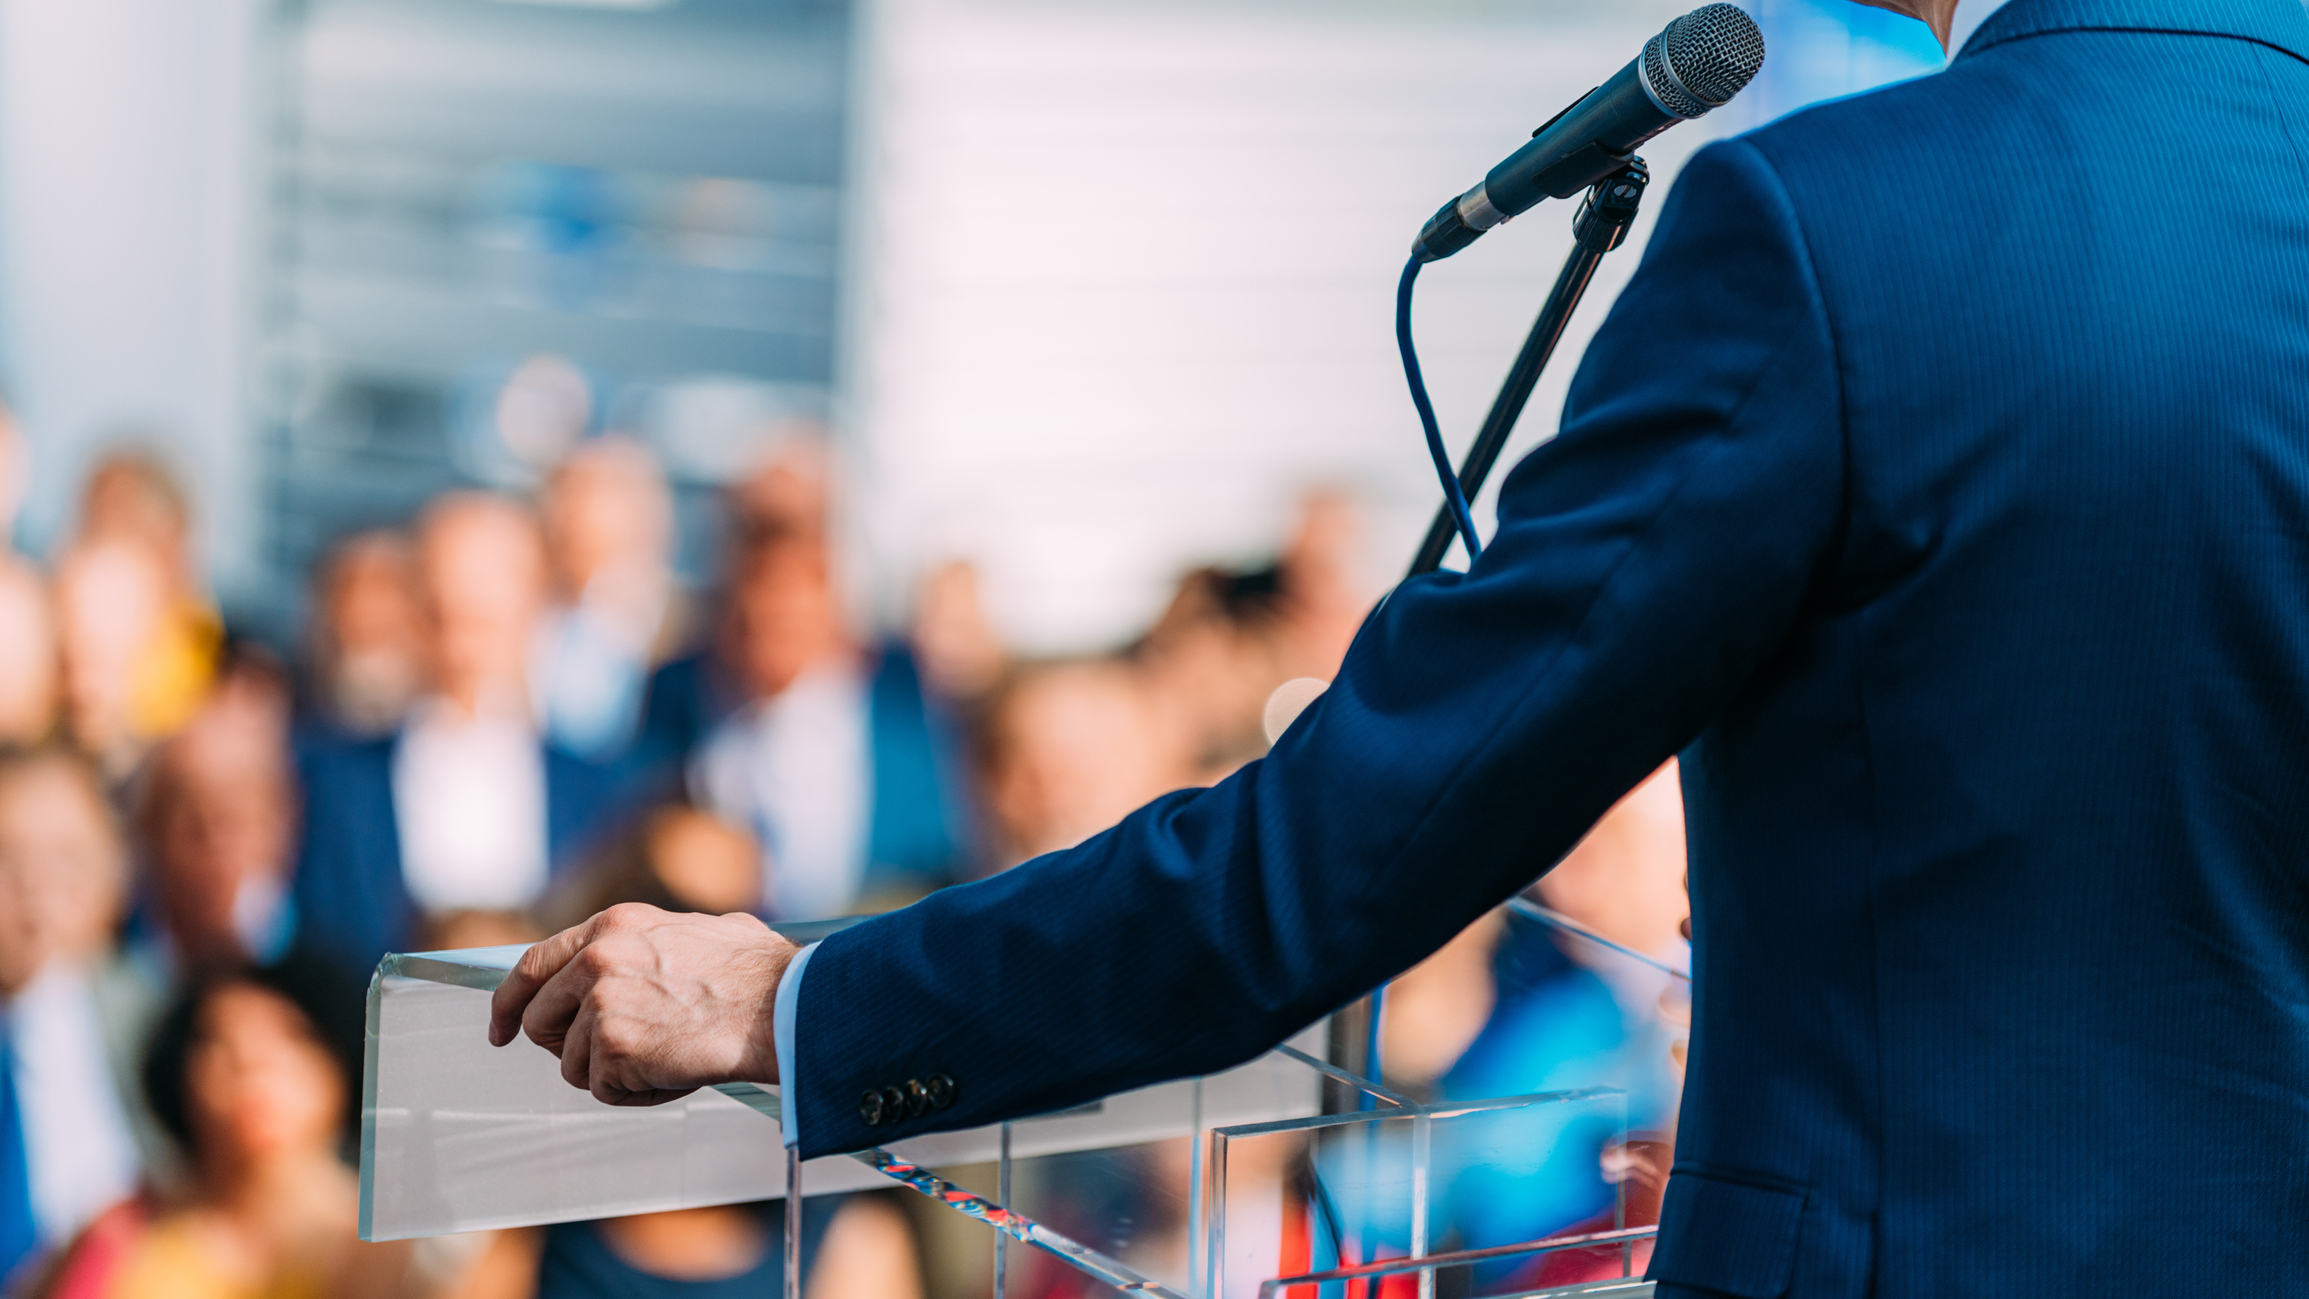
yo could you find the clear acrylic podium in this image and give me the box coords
[363,900,1685,1298]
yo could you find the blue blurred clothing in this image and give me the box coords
[533,604,655,761]
[534,1200,831,1299]
[632,643,971,909]
[782,0,2309,1294]
[0,1027,35,1289]
[1436,916,1685,1256]
[291,724,622,974]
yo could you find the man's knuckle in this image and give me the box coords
[602,902,657,931]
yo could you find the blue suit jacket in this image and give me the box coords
[792,0,2309,1292]
[290,725,621,976]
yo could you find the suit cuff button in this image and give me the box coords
[860,1090,887,1126]
[926,1073,956,1110]
[880,1086,908,1122]
[904,1079,932,1117]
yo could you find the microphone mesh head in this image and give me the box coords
[1645,3,1766,117]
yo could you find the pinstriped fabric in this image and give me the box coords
[794,0,2309,1295]
[1967,0,2309,62]
[1665,1,2309,1292]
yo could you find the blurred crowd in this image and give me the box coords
[0,396,1693,1299]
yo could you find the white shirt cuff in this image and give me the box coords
[773,940,820,1148]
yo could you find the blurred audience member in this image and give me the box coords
[1530,759,1689,962]
[1381,758,1689,1097]
[1135,493,1374,780]
[136,654,301,972]
[724,437,831,550]
[417,910,545,956]
[497,852,923,1299]
[534,1191,919,1299]
[75,451,195,592]
[305,532,426,739]
[639,445,969,918]
[55,541,212,782]
[976,660,1193,871]
[1376,909,1507,1091]
[0,749,148,1286]
[1389,760,1689,1287]
[909,561,1005,706]
[0,562,59,746]
[0,401,29,555]
[0,407,50,746]
[538,806,760,933]
[68,451,221,757]
[1134,566,1290,778]
[532,438,688,760]
[1271,489,1372,678]
[293,494,618,975]
[33,955,421,1299]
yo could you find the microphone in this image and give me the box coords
[1412,3,1765,263]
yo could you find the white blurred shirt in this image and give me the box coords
[8,962,140,1244]
[531,569,668,760]
[692,660,871,921]
[393,699,550,913]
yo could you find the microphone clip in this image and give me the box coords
[1572,159,1650,254]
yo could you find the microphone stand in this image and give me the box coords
[1323,159,1653,1108]
[1406,158,1651,578]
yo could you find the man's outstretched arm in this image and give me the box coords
[493,136,1845,1159]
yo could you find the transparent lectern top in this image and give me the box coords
[365,896,1684,1299]
[360,943,1327,1243]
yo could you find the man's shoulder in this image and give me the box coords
[1724,61,1995,199]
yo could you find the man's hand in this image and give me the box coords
[486,904,799,1107]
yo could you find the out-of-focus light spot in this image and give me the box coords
[1263,676,1330,746]
[494,354,593,469]
[629,376,827,486]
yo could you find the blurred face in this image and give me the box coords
[543,443,670,600]
[728,446,830,551]
[186,983,343,1166]
[722,544,845,700]
[0,760,125,992]
[149,728,293,966]
[319,535,423,730]
[79,458,189,582]
[0,564,58,744]
[1538,759,1690,957]
[327,538,420,660]
[0,409,26,540]
[646,809,761,915]
[986,665,1185,862]
[1139,611,1281,766]
[912,561,1004,701]
[417,500,546,711]
[55,541,169,754]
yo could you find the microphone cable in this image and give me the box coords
[1397,256,1485,565]
[1394,4,1764,571]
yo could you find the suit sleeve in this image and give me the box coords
[789,137,1846,1158]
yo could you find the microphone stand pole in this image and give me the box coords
[1406,158,1651,579]
[1324,159,1653,1110]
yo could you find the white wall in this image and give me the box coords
[0,0,264,595]
[846,0,1730,654]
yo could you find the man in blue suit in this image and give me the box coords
[297,495,623,974]
[620,444,973,914]
[494,0,2309,1290]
